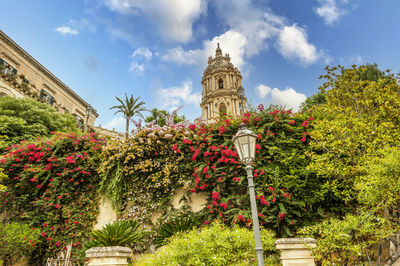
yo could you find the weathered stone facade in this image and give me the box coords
[0,30,98,125]
[201,43,247,122]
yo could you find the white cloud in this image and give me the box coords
[256,84,272,99]
[55,26,79,36]
[128,62,145,75]
[156,81,201,111]
[161,30,247,68]
[315,0,347,25]
[104,116,125,131]
[276,25,319,66]
[162,1,323,68]
[132,47,152,60]
[256,84,306,112]
[104,0,208,43]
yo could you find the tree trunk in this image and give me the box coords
[125,118,129,139]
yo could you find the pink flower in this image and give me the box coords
[29,177,37,182]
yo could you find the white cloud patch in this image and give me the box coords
[128,62,145,75]
[104,0,208,43]
[132,47,152,60]
[162,30,247,68]
[314,0,348,25]
[156,81,201,111]
[55,26,79,36]
[276,25,320,66]
[162,0,323,68]
[256,84,306,112]
[104,116,125,131]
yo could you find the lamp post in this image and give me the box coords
[232,124,264,266]
[85,105,93,132]
[237,86,245,115]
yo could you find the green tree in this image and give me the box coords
[308,64,400,201]
[299,92,327,112]
[0,96,76,149]
[145,108,185,126]
[110,94,146,139]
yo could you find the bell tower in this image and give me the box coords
[200,43,247,122]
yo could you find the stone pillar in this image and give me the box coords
[86,246,132,266]
[275,238,317,266]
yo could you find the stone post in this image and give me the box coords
[85,246,132,266]
[275,238,317,266]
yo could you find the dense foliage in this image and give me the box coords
[0,132,104,264]
[308,65,400,201]
[135,222,278,266]
[0,222,41,265]
[0,96,77,149]
[298,213,395,265]
[99,106,336,238]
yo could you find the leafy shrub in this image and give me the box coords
[298,213,396,265]
[0,222,41,265]
[153,215,199,248]
[0,96,77,149]
[84,220,147,250]
[135,222,279,266]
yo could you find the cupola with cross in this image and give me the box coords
[200,43,247,122]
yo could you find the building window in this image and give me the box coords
[74,114,84,128]
[0,58,17,75]
[40,89,54,106]
[218,79,223,89]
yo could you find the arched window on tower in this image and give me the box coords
[219,103,227,116]
[218,79,223,89]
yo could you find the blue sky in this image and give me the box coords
[1,0,400,132]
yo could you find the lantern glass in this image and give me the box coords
[232,124,257,165]
[86,105,93,117]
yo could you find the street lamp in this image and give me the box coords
[85,105,93,132]
[237,86,245,115]
[232,124,264,266]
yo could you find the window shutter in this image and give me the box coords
[12,68,17,75]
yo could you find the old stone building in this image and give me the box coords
[201,43,247,122]
[0,30,98,126]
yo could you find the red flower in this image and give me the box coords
[288,120,296,125]
[189,124,196,130]
[41,232,46,237]
[55,242,61,247]
[267,187,274,192]
[29,177,37,182]
[238,215,245,222]
[279,213,286,220]
[203,220,209,225]
[301,136,306,142]
[256,144,261,150]
[301,120,309,128]
[257,104,265,111]
[244,113,251,118]
[212,192,220,201]
[43,222,48,227]
[66,155,76,164]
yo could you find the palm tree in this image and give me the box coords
[110,94,146,139]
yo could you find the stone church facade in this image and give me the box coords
[201,43,247,122]
[0,30,98,126]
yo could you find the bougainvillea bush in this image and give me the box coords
[100,106,340,240]
[0,132,104,264]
